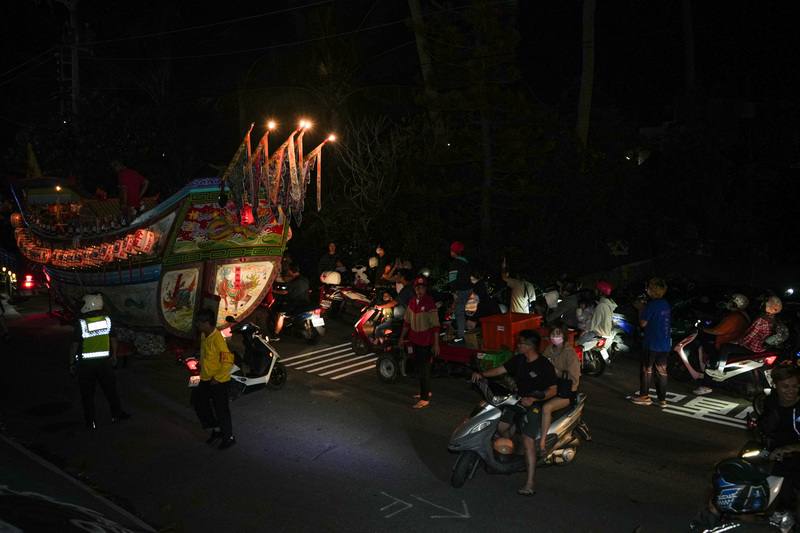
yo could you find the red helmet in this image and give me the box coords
[413,276,428,287]
[596,280,614,297]
[450,241,465,255]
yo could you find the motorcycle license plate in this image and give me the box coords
[311,316,325,327]
[188,375,201,387]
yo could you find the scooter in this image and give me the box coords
[672,322,780,397]
[576,332,611,377]
[266,283,326,343]
[689,442,794,532]
[448,378,590,488]
[182,317,287,398]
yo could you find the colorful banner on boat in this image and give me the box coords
[172,199,284,256]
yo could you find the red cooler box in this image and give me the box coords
[481,313,543,352]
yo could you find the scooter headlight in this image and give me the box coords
[467,420,492,435]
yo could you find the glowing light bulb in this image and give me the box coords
[55,185,62,192]
[299,119,312,130]
[267,120,276,130]
[327,134,336,142]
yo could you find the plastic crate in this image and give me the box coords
[480,313,543,351]
[476,349,514,371]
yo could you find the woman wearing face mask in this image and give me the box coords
[539,326,581,454]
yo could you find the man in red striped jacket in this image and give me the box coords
[399,276,441,409]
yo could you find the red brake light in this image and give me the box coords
[185,359,199,371]
[596,338,606,348]
[23,274,34,288]
[764,355,777,366]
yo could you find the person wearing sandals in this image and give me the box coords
[470,330,557,496]
[399,276,440,409]
[539,327,581,455]
[629,278,671,406]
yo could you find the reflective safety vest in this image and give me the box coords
[78,315,112,360]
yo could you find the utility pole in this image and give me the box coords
[576,0,596,149]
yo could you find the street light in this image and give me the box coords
[267,120,277,130]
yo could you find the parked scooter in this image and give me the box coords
[448,378,590,488]
[689,442,795,532]
[181,317,286,399]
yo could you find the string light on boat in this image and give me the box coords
[267,120,277,130]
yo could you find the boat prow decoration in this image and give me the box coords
[9,122,335,338]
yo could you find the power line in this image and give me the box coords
[81,0,334,46]
[0,47,56,79]
[83,0,517,62]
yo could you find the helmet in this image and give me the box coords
[413,276,427,287]
[81,293,104,314]
[729,293,749,310]
[450,241,465,255]
[765,296,783,314]
[419,267,431,278]
[596,280,614,297]
[493,438,514,455]
[320,271,342,285]
[368,256,378,269]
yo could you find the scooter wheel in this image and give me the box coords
[582,350,606,377]
[268,363,287,389]
[451,451,480,488]
[376,353,400,383]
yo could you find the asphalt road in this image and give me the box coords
[0,297,756,532]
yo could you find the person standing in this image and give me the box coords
[629,278,671,406]
[112,160,149,222]
[193,309,236,450]
[318,241,339,275]
[69,294,130,430]
[399,276,440,409]
[448,241,471,343]
[501,259,536,314]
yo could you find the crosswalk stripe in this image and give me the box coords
[280,343,350,362]
[283,347,352,366]
[293,351,363,370]
[300,353,376,373]
[319,356,376,376]
[330,363,377,380]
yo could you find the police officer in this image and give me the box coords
[69,294,130,429]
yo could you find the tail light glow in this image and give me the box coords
[23,274,34,289]
[764,355,777,366]
[596,338,606,348]
[185,358,199,371]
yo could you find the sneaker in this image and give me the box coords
[412,393,433,399]
[412,400,430,409]
[629,395,652,406]
[693,386,713,395]
[705,369,725,380]
[657,399,667,407]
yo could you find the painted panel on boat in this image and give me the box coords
[213,261,274,327]
[160,267,201,333]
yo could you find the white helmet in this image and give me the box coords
[368,256,379,269]
[81,293,104,314]
[765,296,783,315]
[729,293,749,310]
[320,271,342,286]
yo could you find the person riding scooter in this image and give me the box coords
[471,330,557,496]
[577,280,616,346]
[695,296,783,395]
[272,263,310,339]
[692,293,751,365]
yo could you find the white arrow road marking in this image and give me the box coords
[379,492,413,518]
[410,495,471,519]
[280,343,350,362]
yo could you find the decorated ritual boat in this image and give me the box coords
[10,121,334,338]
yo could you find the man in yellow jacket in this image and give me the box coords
[193,308,236,450]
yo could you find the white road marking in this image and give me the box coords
[279,342,350,362]
[284,347,353,367]
[330,364,377,380]
[319,356,377,376]
[299,353,375,372]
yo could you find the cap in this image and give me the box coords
[450,241,465,255]
[413,276,427,287]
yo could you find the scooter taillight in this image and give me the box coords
[184,358,199,372]
[596,338,606,348]
[313,308,322,315]
[764,355,777,366]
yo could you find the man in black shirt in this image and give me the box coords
[759,366,800,513]
[272,264,310,337]
[471,330,557,496]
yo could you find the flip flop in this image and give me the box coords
[517,487,536,497]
